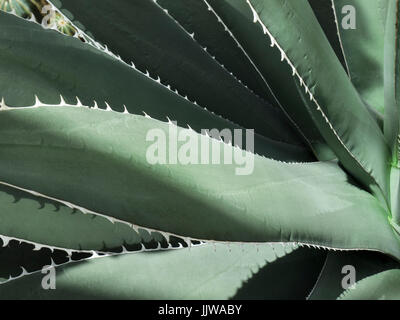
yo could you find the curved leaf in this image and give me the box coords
[233,247,326,299]
[155,0,274,102]
[0,106,399,259]
[0,243,296,299]
[206,0,390,201]
[332,0,388,114]
[0,240,92,283]
[0,183,173,252]
[45,0,302,145]
[0,11,311,161]
[308,0,347,72]
[339,269,400,300]
[383,0,400,227]
[239,0,390,200]
[383,0,400,159]
[203,0,335,160]
[308,251,398,300]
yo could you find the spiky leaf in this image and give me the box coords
[0,106,398,259]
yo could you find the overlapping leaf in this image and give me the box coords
[155,0,274,102]
[0,183,171,252]
[339,269,400,299]
[0,0,398,300]
[0,240,92,283]
[331,0,388,114]
[0,106,398,259]
[45,0,301,145]
[206,0,390,200]
[0,10,311,162]
[0,243,297,299]
[308,251,398,299]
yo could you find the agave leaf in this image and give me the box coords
[0,11,311,161]
[0,106,399,259]
[308,251,398,300]
[0,183,172,252]
[234,247,326,299]
[309,0,390,126]
[0,240,93,283]
[330,0,388,114]
[384,0,400,163]
[367,104,384,131]
[384,0,400,228]
[0,243,296,299]
[44,0,301,145]
[155,0,274,102]
[233,0,390,200]
[308,0,347,70]
[338,269,400,300]
[203,0,331,159]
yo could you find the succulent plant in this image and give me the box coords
[0,0,399,300]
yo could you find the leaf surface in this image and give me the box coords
[203,0,336,160]
[45,0,300,144]
[383,0,400,162]
[0,11,311,161]
[339,268,400,300]
[0,243,296,299]
[155,0,274,102]
[332,0,388,114]
[308,251,398,299]
[0,106,398,259]
[239,0,390,199]
[0,183,170,252]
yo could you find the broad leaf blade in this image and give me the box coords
[0,106,399,259]
[384,0,400,163]
[238,0,390,199]
[332,0,388,114]
[0,11,311,161]
[308,251,398,300]
[234,247,326,299]
[155,0,274,102]
[205,0,331,159]
[0,243,296,299]
[0,183,170,252]
[308,0,347,72]
[339,269,400,300]
[45,0,301,144]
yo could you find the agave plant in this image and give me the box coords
[0,0,399,300]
